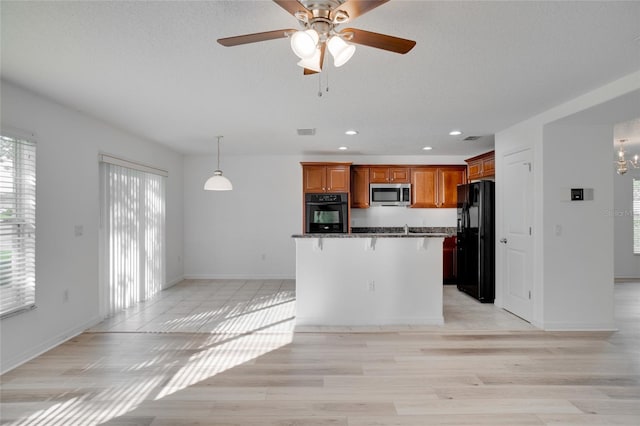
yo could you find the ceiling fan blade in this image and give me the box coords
[333,0,390,21]
[217,29,295,47]
[303,44,326,75]
[273,1,311,19]
[341,27,416,54]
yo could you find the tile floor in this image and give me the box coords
[90,279,533,333]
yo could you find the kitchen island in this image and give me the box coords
[292,232,448,327]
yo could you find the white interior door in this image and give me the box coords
[501,148,533,321]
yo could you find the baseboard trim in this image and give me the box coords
[542,321,617,332]
[615,277,640,283]
[164,275,185,289]
[183,274,295,280]
[1,315,102,375]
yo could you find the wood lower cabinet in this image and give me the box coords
[466,151,495,181]
[369,166,410,183]
[301,162,351,193]
[411,166,466,208]
[350,166,370,208]
[443,236,457,284]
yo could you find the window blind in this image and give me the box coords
[634,178,640,255]
[101,161,165,316]
[0,135,36,318]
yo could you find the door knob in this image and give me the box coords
[499,238,507,244]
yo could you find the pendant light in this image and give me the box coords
[204,136,232,191]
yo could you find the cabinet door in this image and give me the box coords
[443,236,457,283]
[438,167,466,208]
[369,167,389,183]
[467,160,482,180]
[326,165,350,192]
[303,165,326,192]
[351,166,370,208]
[389,167,410,183]
[410,167,437,208]
[483,157,495,176]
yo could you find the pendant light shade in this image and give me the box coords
[291,29,319,59]
[204,136,232,191]
[327,36,355,67]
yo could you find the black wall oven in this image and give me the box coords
[305,193,348,234]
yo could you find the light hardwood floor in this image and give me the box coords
[1,280,639,425]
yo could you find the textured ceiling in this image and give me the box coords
[1,1,639,156]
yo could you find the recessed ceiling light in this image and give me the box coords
[449,130,463,136]
[338,146,348,150]
[422,146,433,151]
[345,130,359,136]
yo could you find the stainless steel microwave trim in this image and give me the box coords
[370,183,412,206]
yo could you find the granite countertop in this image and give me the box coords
[292,227,456,238]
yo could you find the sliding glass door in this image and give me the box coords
[99,158,166,317]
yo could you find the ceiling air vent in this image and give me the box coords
[297,128,316,136]
[463,136,482,141]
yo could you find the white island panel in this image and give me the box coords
[294,236,444,326]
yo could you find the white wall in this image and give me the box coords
[542,124,614,329]
[0,80,184,373]
[495,71,640,330]
[183,154,467,279]
[614,169,640,278]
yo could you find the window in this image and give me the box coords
[100,156,166,316]
[634,178,640,254]
[0,134,36,318]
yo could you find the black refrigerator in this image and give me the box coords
[456,181,495,303]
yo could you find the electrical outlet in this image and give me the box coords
[261,253,266,261]
[63,289,69,303]
[368,280,375,292]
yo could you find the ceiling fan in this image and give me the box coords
[217,0,416,74]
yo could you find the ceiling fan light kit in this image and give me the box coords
[291,29,319,59]
[217,0,416,75]
[297,47,323,72]
[327,35,355,67]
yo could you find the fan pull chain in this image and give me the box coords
[325,67,330,94]
[317,68,330,98]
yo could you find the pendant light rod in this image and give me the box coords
[216,135,222,170]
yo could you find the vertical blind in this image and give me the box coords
[634,178,640,255]
[102,160,165,316]
[0,135,36,318]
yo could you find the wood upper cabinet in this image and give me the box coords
[369,166,410,183]
[465,151,495,181]
[301,162,351,193]
[410,167,438,208]
[350,166,370,208]
[411,166,466,208]
[437,167,466,208]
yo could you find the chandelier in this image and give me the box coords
[615,139,639,175]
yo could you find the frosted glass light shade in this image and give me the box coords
[291,29,319,59]
[204,171,233,191]
[327,36,355,67]
[297,47,322,72]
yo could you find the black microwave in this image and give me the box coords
[370,183,411,206]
